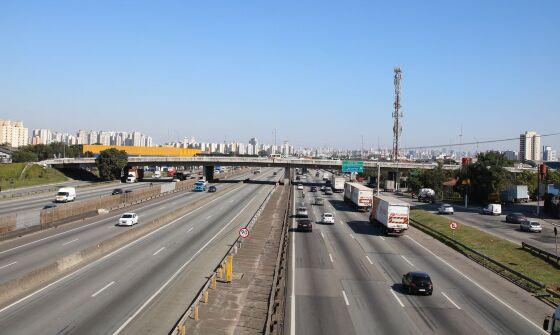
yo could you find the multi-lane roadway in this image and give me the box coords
[286,170,552,335]
[0,168,282,334]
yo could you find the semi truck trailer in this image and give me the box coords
[330,176,346,193]
[369,194,410,235]
[344,182,374,212]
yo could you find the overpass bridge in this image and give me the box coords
[41,156,531,180]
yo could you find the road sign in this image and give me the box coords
[342,161,364,173]
[449,222,458,230]
[239,227,249,239]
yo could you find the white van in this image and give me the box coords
[153,171,161,178]
[55,187,76,203]
[482,203,502,215]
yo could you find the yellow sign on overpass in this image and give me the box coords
[82,145,201,157]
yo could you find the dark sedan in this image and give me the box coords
[402,271,433,295]
[208,186,217,193]
[111,188,124,195]
[310,186,317,192]
[505,212,527,224]
[297,218,313,232]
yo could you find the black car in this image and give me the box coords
[297,218,313,232]
[208,186,217,193]
[402,271,433,295]
[324,188,333,195]
[112,188,124,195]
[310,186,317,192]
[505,212,527,224]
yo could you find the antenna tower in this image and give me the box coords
[392,67,403,162]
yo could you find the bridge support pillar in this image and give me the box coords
[204,165,215,182]
[284,167,291,184]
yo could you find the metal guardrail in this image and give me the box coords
[410,219,546,290]
[170,183,277,335]
[522,242,560,265]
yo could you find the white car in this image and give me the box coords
[297,184,304,190]
[438,204,454,215]
[520,220,542,233]
[118,213,138,226]
[296,207,309,218]
[322,213,335,224]
[482,204,502,215]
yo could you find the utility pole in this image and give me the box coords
[392,67,403,190]
[361,135,364,159]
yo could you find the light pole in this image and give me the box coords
[473,137,479,154]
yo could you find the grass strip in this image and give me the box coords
[0,163,68,189]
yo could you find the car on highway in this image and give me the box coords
[172,178,181,182]
[55,187,76,203]
[315,172,320,177]
[315,197,325,206]
[438,204,454,215]
[118,213,138,226]
[322,213,335,224]
[273,171,277,176]
[297,184,304,190]
[324,187,333,195]
[296,176,300,181]
[310,186,317,192]
[401,271,433,295]
[296,207,309,218]
[320,186,326,191]
[505,212,527,224]
[481,203,502,215]
[208,185,217,193]
[520,220,542,233]
[302,175,307,180]
[297,218,313,232]
[112,188,124,195]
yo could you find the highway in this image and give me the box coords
[392,194,559,253]
[286,170,552,335]
[0,168,282,334]
[0,169,257,285]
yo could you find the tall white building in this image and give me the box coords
[543,146,557,162]
[519,131,541,162]
[0,119,28,147]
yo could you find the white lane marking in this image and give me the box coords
[349,234,355,239]
[441,292,461,310]
[320,231,325,239]
[391,290,405,307]
[401,255,414,267]
[379,236,385,241]
[0,185,242,316]
[91,281,115,298]
[329,253,334,263]
[152,247,165,256]
[112,192,260,335]
[229,200,234,203]
[187,227,194,233]
[341,290,350,306]
[406,235,544,332]
[206,215,213,220]
[160,206,167,209]
[0,261,17,270]
[365,256,373,265]
[62,238,79,246]
[339,220,344,225]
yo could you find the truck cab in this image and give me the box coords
[544,306,560,334]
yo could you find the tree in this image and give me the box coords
[459,151,511,203]
[12,150,38,162]
[95,148,128,181]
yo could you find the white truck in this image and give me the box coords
[330,176,346,193]
[126,171,137,183]
[543,305,560,334]
[369,194,410,235]
[500,185,530,203]
[344,182,374,212]
[55,187,76,203]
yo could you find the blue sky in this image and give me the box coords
[1,1,559,151]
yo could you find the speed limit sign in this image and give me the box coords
[239,227,249,239]
[449,222,458,230]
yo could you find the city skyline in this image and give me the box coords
[1,1,559,150]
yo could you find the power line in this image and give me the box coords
[401,132,560,150]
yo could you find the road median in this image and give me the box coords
[410,209,560,306]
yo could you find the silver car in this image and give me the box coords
[520,220,542,233]
[438,204,454,215]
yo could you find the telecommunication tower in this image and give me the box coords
[392,67,402,162]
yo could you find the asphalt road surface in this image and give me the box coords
[0,168,282,334]
[286,170,552,335]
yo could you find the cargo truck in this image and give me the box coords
[344,182,374,212]
[125,168,144,183]
[369,195,410,235]
[330,176,346,193]
[500,185,530,204]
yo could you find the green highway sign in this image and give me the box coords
[342,160,364,173]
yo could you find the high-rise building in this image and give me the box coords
[543,146,557,162]
[0,119,28,147]
[519,131,541,162]
[32,129,52,145]
[502,150,518,162]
